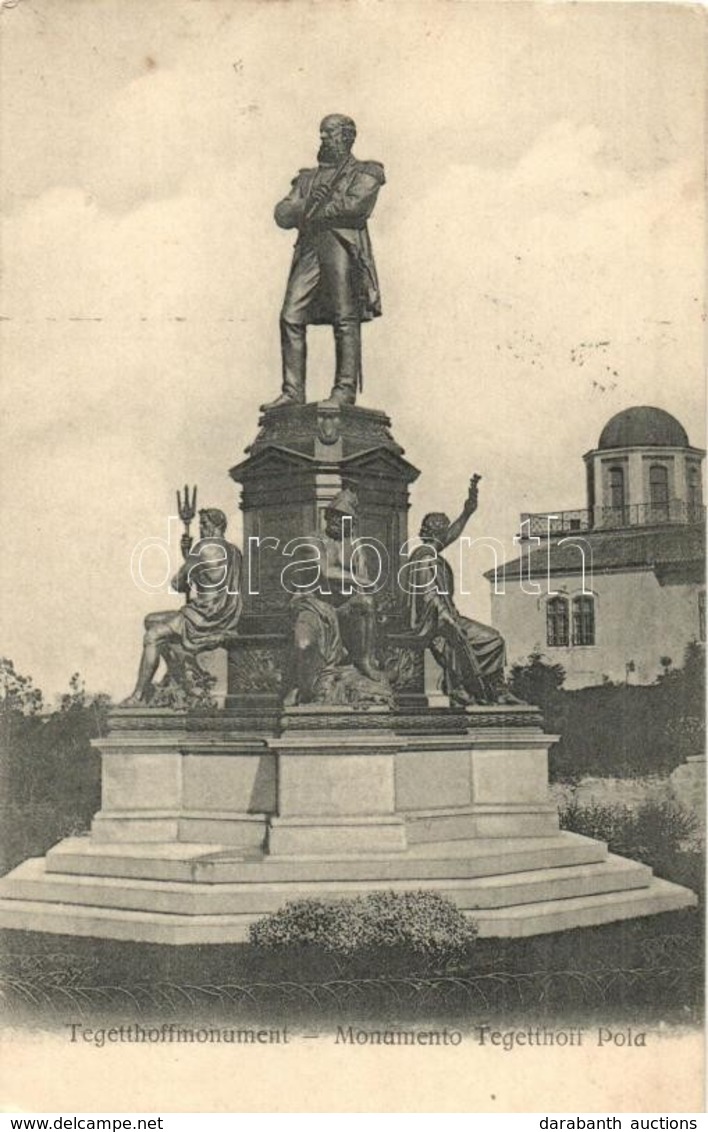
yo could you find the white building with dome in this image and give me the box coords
[488,406,706,688]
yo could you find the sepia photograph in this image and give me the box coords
[0,0,704,1116]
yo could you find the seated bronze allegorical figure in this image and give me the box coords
[123,508,243,707]
[404,478,521,706]
[283,486,393,707]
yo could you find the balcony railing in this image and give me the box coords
[519,500,705,538]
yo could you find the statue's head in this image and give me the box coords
[318,114,356,165]
[199,508,228,537]
[420,512,450,547]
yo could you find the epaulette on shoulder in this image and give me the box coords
[290,167,316,185]
[357,160,385,184]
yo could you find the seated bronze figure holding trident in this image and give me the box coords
[123,488,243,706]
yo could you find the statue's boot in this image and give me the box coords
[262,317,307,411]
[260,392,305,411]
[320,387,355,409]
[321,319,360,408]
[448,687,477,708]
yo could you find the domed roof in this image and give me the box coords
[598,406,689,450]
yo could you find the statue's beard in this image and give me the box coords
[317,139,348,166]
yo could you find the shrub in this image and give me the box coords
[248,889,478,957]
[559,797,701,895]
[509,644,705,781]
[508,650,566,716]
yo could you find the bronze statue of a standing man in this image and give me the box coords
[261,115,385,412]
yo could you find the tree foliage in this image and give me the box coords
[0,660,110,871]
[0,657,43,716]
[508,649,566,715]
[508,644,705,780]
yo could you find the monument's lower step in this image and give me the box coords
[0,834,696,943]
[0,853,653,915]
[471,879,694,938]
[0,878,692,943]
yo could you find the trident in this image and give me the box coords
[176,485,197,604]
[177,483,197,554]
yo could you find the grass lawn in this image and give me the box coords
[1,903,702,1033]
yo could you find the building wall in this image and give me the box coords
[490,568,704,689]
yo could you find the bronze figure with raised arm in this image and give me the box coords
[406,476,521,706]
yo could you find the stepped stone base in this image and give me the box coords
[0,835,695,944]
[0,707,697,943]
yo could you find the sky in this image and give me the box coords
[0,0,705,701]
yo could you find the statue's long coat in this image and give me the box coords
[275,155,385,325]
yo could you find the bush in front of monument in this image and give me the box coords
[559,796,703,899]
[249,890,478,961]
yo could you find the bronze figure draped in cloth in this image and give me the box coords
[405,478,519,706]
[124,508,243,705]
[284,487,392,706]
[262,115,384,412]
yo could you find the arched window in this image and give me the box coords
[649,464,669,522]
[572,595,596,646]
[546,597,569,647]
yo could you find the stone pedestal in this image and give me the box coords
[89,710,273,849]
[0,703,696,942]
[396,720,559,843]
[268,725,407,855]
[227,402,420,707]
[86,705,559,856]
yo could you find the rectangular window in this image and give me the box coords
[688,467,703,522]
[699,592,706,643]
[546,597,569,647]
[649,464,670,523]
[572,595,596,646]
[606,466,628,526]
